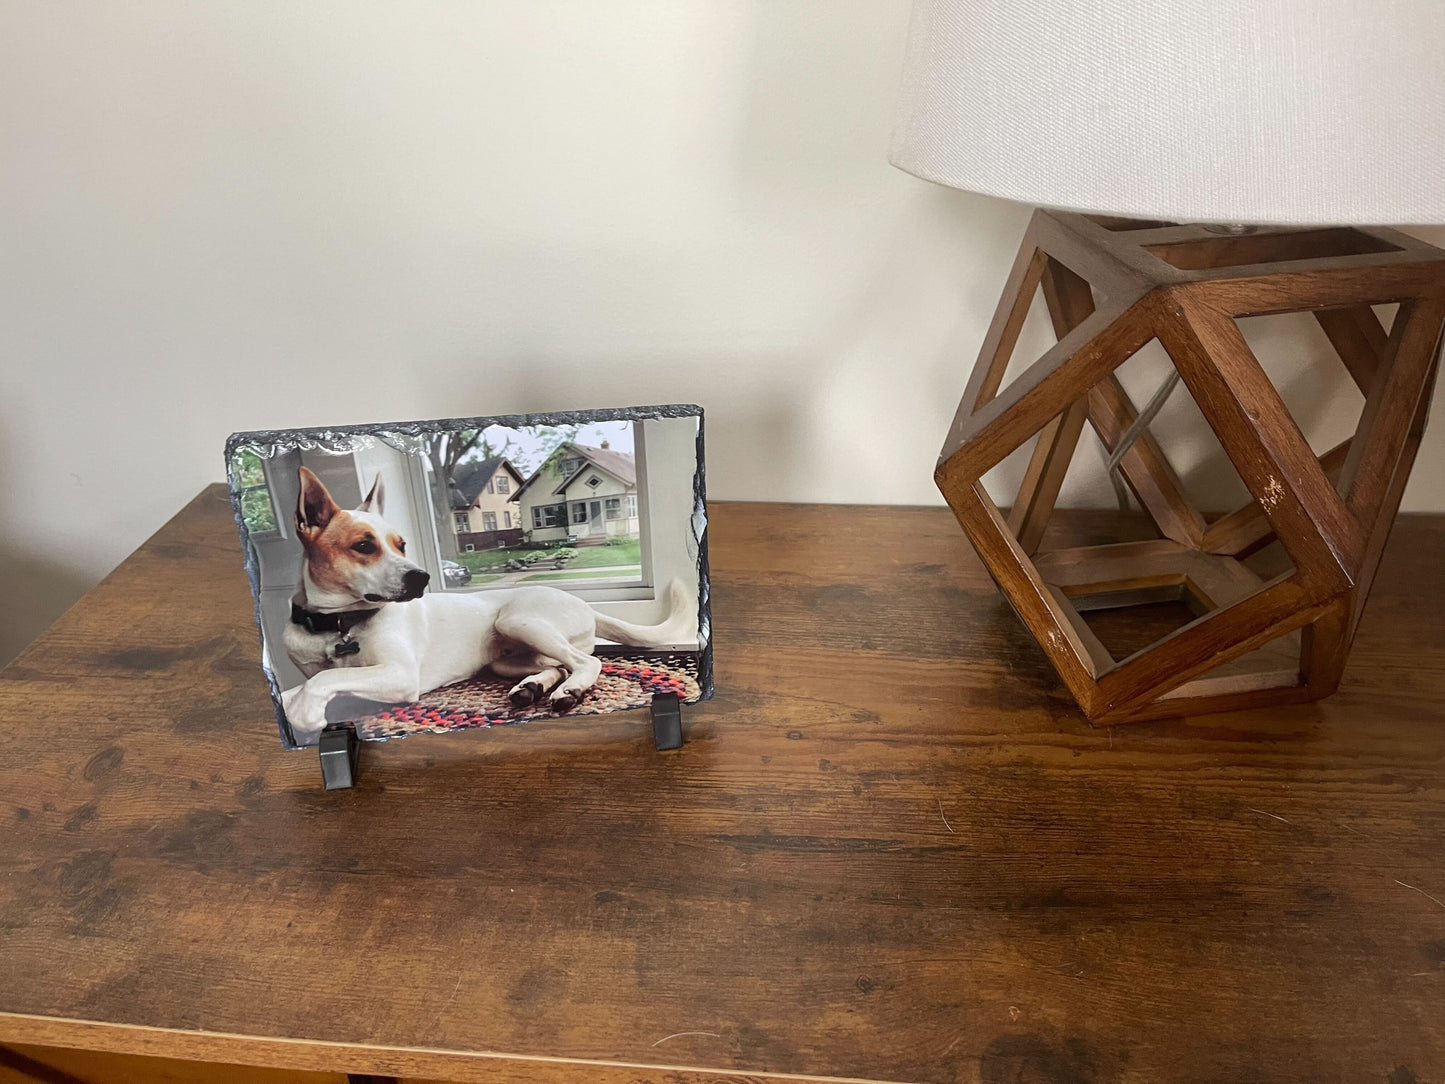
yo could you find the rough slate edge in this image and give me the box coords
[223,403,713,752]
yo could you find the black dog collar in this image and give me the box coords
[289,603,380,637]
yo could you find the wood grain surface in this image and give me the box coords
[1,489,1443,1083]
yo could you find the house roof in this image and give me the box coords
[449,457,524,509]
[512,442,637,502]
[555,443,636,494]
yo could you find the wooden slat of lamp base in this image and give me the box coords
[1036,541,1303,710]
[937,209,1445,725]
[1201,438,1353,557]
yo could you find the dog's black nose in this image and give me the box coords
[402,568,430,597]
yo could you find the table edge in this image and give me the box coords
[0,1012,912,1084]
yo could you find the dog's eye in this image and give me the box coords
[351,538,377,554]
[396,539,406,554]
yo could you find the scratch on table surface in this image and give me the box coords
[429,972,466,1030]
[938,798,954,834]
[942,1033,965,1056]
[434,973,464,1020]
[1395,879,1445,910]
[1249,808,1292,824]
[652,1031,721,1047]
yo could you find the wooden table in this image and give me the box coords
[1,488,1443,1084]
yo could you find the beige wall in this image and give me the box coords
[2,1,1443,665]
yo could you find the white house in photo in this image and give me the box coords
[513,441,640,544]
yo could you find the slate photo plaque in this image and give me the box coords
[225,405,711,750]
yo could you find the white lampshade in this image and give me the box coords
[890,0,1445,226]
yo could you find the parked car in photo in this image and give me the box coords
[442,560,472,588]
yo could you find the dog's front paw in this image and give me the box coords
[282,684,329,741]
[548,689,583,713]
[509,680,545,709]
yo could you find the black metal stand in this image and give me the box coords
[650,692,684,751]
[319,727,360,790]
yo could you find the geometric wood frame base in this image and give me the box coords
[936,210,1445,725]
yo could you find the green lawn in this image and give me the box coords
[452,547,546,573]
[568,538,640,568]
[452,537,640,574]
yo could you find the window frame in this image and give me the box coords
[532,503,567,529]
[403,426,657,603]
[234,448,284,540]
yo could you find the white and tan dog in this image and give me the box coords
[280,466,693,743]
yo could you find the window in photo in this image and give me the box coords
[532,503,566,529]
[232,447,281,536]
[421,420,650,595]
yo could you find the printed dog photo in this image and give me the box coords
[227,406,710,749]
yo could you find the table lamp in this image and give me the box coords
[891,0,1445,724]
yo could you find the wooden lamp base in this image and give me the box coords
[937,211,1445,725]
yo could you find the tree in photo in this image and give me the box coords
[423,428,522,558]
[531,425,580,475]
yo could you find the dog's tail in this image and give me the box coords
[593,579,696,647]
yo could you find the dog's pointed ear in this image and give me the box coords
[296,467,341,536]
[359,473,385,516]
